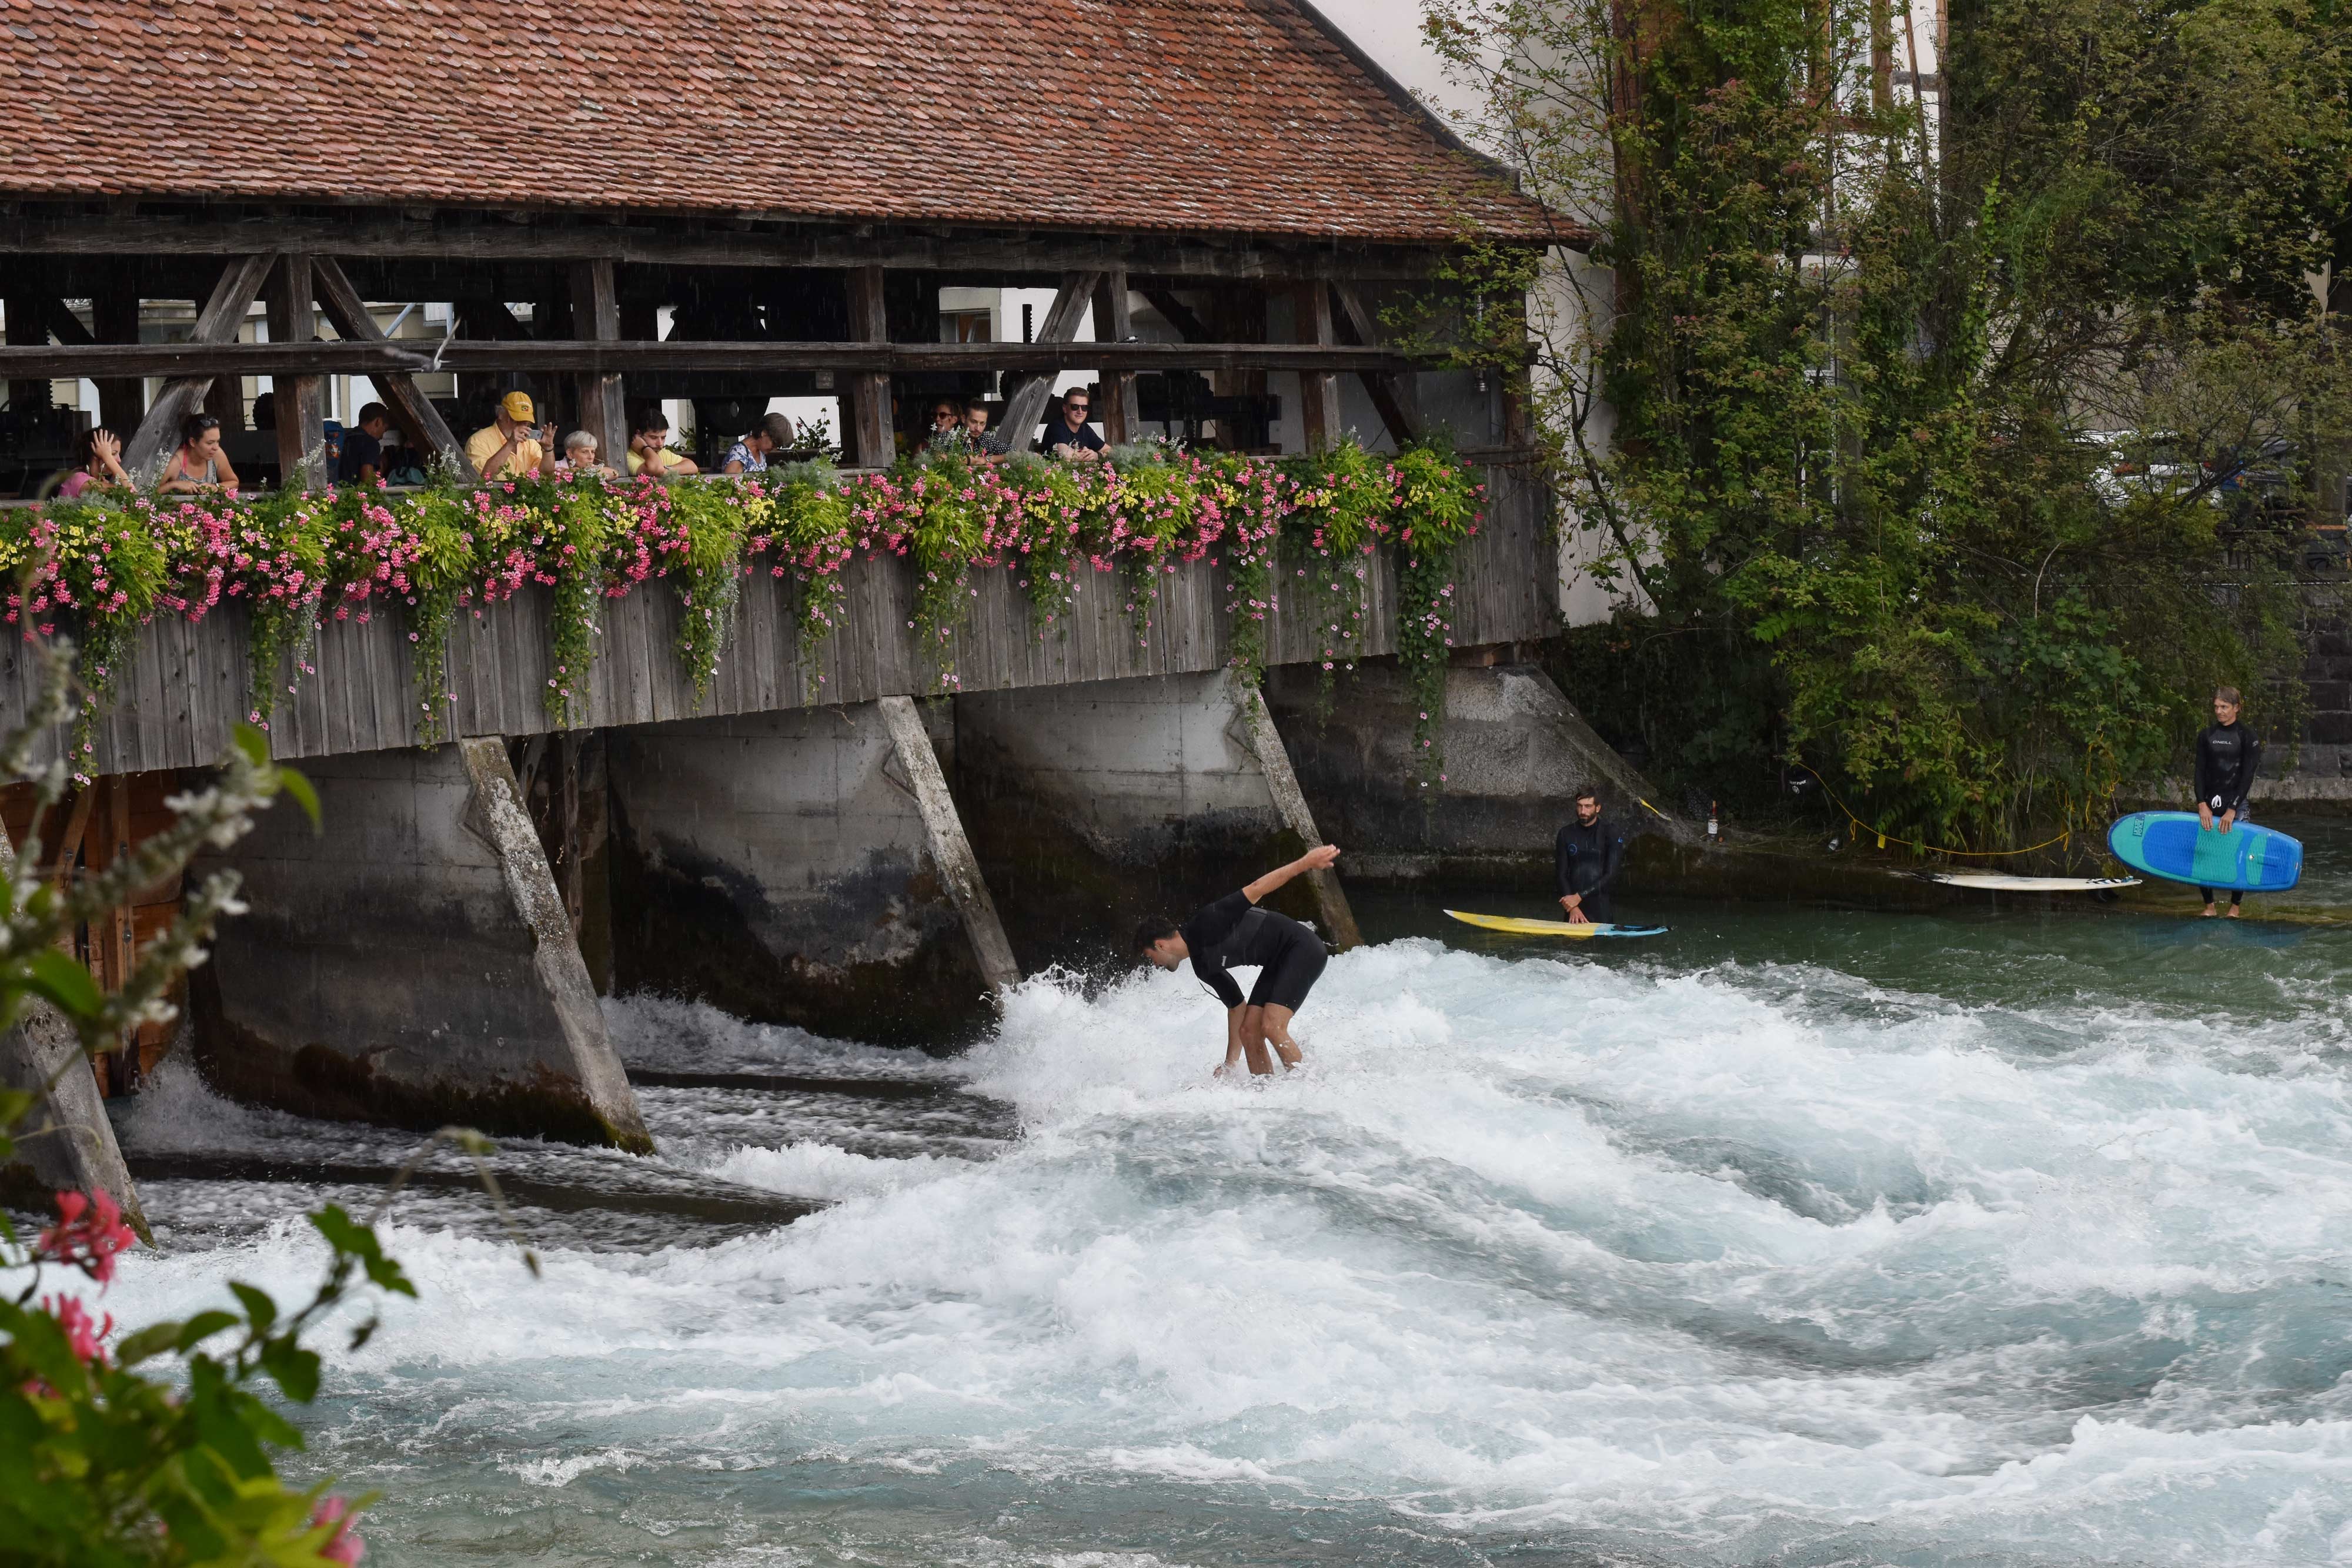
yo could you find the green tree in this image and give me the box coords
[1425,0,2351,851]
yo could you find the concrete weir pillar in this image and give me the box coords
[194,738,652,1151]
[606,703,1014,1041]
[953,670,1359,964]
[1265,661,1690,877]
[0,824,148,1235]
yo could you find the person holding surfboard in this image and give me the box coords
[1135,845,1340,1078]
[1555,785,1627,925]
[2194,686,2262,918]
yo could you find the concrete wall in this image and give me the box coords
[606,704,991,1042]
[1264,659,1689,880]
[2260,601,2352,804]
[953,671,1321,968]
[193,740,650,1150]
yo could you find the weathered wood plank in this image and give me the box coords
[2,458,1549,771]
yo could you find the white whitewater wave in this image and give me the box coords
[93,937,2352,1564]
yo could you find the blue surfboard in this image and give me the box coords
[2107,812,2301,893]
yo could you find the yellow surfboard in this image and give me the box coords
[1444,910,1669,939]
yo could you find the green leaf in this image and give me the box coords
[229,1282,278,1335]
[116,1320,185,1366]
[258,1337,321,1403]
[22,948,103,1021]
[275,763,322,833]
[230,722,271,768]
[176,1310,243,1351]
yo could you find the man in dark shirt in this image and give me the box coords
[1041,388,1105,460]
[1555,784,1626,925]
[338,402,393,486]
[1135,844,1341,1076]
[2193,685,2261,918]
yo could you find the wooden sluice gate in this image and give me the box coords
[1,770,189,1095]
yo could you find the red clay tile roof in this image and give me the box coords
[0,0,1556,245]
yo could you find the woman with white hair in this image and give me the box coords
[559,430,614,477]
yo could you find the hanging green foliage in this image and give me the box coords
[1422,0,2350,852]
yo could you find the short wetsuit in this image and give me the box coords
[1181,889,1328,1012]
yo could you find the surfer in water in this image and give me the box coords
[1555,784,1626,925]
[2195,686,2261,918]
[1135,845,1340,1077]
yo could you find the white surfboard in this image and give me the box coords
[1916,872,2141,892]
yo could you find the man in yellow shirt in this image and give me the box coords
[466,391,549,480]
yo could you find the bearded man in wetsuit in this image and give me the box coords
[1555,784,1626,925]
[1135,845,1341,1077]
[2194,685,2262,919]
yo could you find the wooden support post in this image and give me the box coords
[312,256,470,474]
[1294,282,1341,453]
[877,696,1020,995]
[123,253,274,483]
[4,275,54,413]
[1234,676,1362,951]
[846,264,892,467]
[569,260,627,468]
[998,270,1102,453]
[1331,283,1419,447]
[91,274,145,438]
[266,255,326,490]
[1093,272,1138,444]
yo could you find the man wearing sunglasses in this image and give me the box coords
[1042,387,1105,461]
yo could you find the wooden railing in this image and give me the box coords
[0,459,1557,777]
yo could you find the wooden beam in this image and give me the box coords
[1295,283,1341,453]
[4,282,51,412]
[0,340,1431,380]
[999,272,1103,451]
[1093,272,1138,445]
[1138,286,1211,343]
[312,256,469,474]
[0,211,1497,279]
[266,255,326,490]
[89,276,143,434]
[122,253,275,484]
[846,265,891,468]
[1331,282,1419,446]
[568,259,626,467]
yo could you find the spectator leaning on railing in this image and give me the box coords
[339,402,393,487]
[54,426,132,499]
[1041,387,1104,462]
[158,413,240,495]
[466,391,550,481]
[721,412,794,475]
[964,400,1005,455]
[558,431,617,477]
[627,407,701,477]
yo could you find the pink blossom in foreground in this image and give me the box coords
[41,1294,115,1363]
[38,1189,137,1286]
[312,1497,366,1564]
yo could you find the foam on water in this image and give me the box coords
[64,934,2352,1564]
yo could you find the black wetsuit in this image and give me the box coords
[1555,815,1626,923]
[2193,720,2262,907]
[1182,890,1328,1012]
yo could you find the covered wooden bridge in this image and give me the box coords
[0,0,1615,1226]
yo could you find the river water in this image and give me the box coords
[36,819,2352,1566]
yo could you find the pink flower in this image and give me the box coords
[38,1190,136,1286]
[42,1294,114,1363]
[312,1497,366,1564]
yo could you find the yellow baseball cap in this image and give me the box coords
[499,391,536,422]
